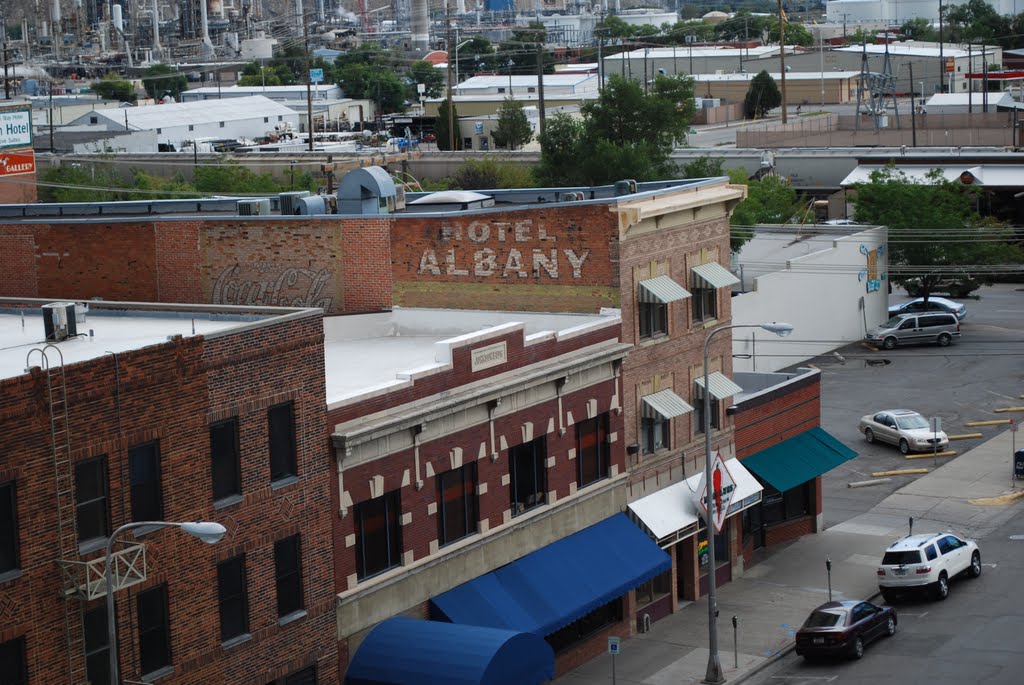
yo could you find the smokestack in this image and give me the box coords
[294,0,304,35]
[200,0,215,59]
[412,0,429,53]
[152,0,162,56]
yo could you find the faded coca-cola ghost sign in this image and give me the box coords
[212,263,334,309]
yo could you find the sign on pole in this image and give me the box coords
[695,450,736,534]
[309,68,324,83]
[607,636,620,655]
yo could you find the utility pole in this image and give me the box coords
[302,3,314,151]
[909,62,917,147]
[446,0,454,150]
[939,0,945,93]
[536,38,546,138]
[778,0,787,124]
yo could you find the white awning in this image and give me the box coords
[692,262,740,289]
[642,389,694,420]
[638,275,691,304]
[628,458,763,544]
[695,371,743,400]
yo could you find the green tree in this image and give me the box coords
[410,60,445,98]
[900,17,937,41]
[681,155,725,179]
[455,36,498,78]
[491,98,533,150]
[535,113,586,186]
[769,20,814,47]
[597,15,633,39]
[449,157,536,190]
[744,70,781,119]
[497,23,554,77]
[436,98,462,151]
[728,169,801,251]
[944,0,1008,43]
[852,166,1023,299]
[91,73,136,103]
[141,64,188,101]
[715,12,770,42]
[335,45,408,113]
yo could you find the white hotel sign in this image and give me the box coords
[0,109,32,149]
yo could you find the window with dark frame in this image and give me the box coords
[694,387,721,433]
[576,414,610,488]
[83,605,111,685]
[509,437,547,516]
[75,457,110,545]
[638,300,668,339]
[641,414,670,454]
[136,584,172,676]
[274,535,304,618]
[0,636,27,685]
[268,402,298,482]
[217,555,250,642]
[436,463,478,546]
[692,277,717,322]
[354,490,403,580]
[759,481,812,526]
[129,441,163,523]
[545,598,622,653]
[0,481,19,573]
[635,569,672,607]
[210,419,241,501]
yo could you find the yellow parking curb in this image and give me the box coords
[949,433,983,440]
[993,407,1024,413]
[871,469,929,477]
[968,490,1024,506]
[905,451,957,459]
[965,419,1012,426]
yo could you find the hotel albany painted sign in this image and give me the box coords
[0,108,32,149]
[417,220,591,281]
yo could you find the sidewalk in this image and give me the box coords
[553,430,1024,685]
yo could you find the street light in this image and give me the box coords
[106,520,227,685]
[702,321,793,684]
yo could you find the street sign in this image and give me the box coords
[930,416,941,433]
[309,68,324,83]
[607,636,620,655]
[1011,418,1018,433]
[695,450,736,534]
[0,108,32,148]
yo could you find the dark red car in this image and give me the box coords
[794,600,897,660]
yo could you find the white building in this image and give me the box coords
[180,84,345,102]
[63,95,301,151]
[827,0,1020,24]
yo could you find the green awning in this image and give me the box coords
[692,262,740,289]
[742,427,858,493]
[642,390,694,420]
[695,371,743,400]
[638,276,691,303]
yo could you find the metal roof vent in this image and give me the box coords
[337,166,397,215]
[42,302,78,342]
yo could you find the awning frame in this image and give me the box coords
[692,262,740,289]
[695,371,743,400]
[638,275,691,304]
[641,389,694,420]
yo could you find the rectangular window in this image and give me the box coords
[545,598,622,653]
[129,441,163,523]
[641,415,670,454]
[0,481,19,573]
[759,482,812,526]
[497,87,506,93]
[188,124,194,131]
[638,301,668,339]
[692,280,717,322]
[83,606,110,685]
[355,491,402,580]
[635,569,671,607]
[137,584,171,676]
[576,414,610,488]
[274,535,304,618]
[75,457,110,545]
[436,463,478,546]
[217,555,250,642]
[509,437,547,516]
[0,636,26,685]
[268,402,297,482]
[210,419,241,501]
[694,390,720,434]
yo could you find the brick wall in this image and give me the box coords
[0,310,337,685]
[734,376,821,458]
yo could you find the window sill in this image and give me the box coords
[214,494,244,511]
[278,609,307,627]
[221,633,252,651]
[0,569,23,584]
[638,334,669,348]
[78,538,108,556]
[141,665,174,683]
[271,475,299,491]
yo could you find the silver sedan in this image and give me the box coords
[858,409,949,454]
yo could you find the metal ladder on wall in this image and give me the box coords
[27,345,87,685]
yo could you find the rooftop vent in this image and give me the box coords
[42,302,78,342]
[238,199,271,216]
[279,190,311,215]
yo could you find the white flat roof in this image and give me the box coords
[925,92,1013,106]
[455,74,598,89]
[607,45,792,60]
[0,306,255,382]
[322,308,617,407]
[698,71,860,82]
[835,44,972,59]
[91,95,298,129]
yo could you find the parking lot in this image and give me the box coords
[800,283,1024,528]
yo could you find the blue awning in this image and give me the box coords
[742,427,858,493]
[432,513,671,637]
[346,617,553,685]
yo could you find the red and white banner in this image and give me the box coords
[0,151,36,177]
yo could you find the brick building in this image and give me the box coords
[0,299,336,685]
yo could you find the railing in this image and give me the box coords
[58,540,148,601]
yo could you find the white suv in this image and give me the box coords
[877,533,981,602]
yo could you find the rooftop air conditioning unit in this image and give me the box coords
[238,199,271,216]
[42,302,78,342]
[294,195,327,215]
[279,190,311,215]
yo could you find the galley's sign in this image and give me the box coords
[212,262,334,309]
[417,220,590,280]
[0,150,35,176]
[0,109,32,149]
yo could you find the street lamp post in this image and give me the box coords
[106,520,227,685]
[702,322,793,684]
